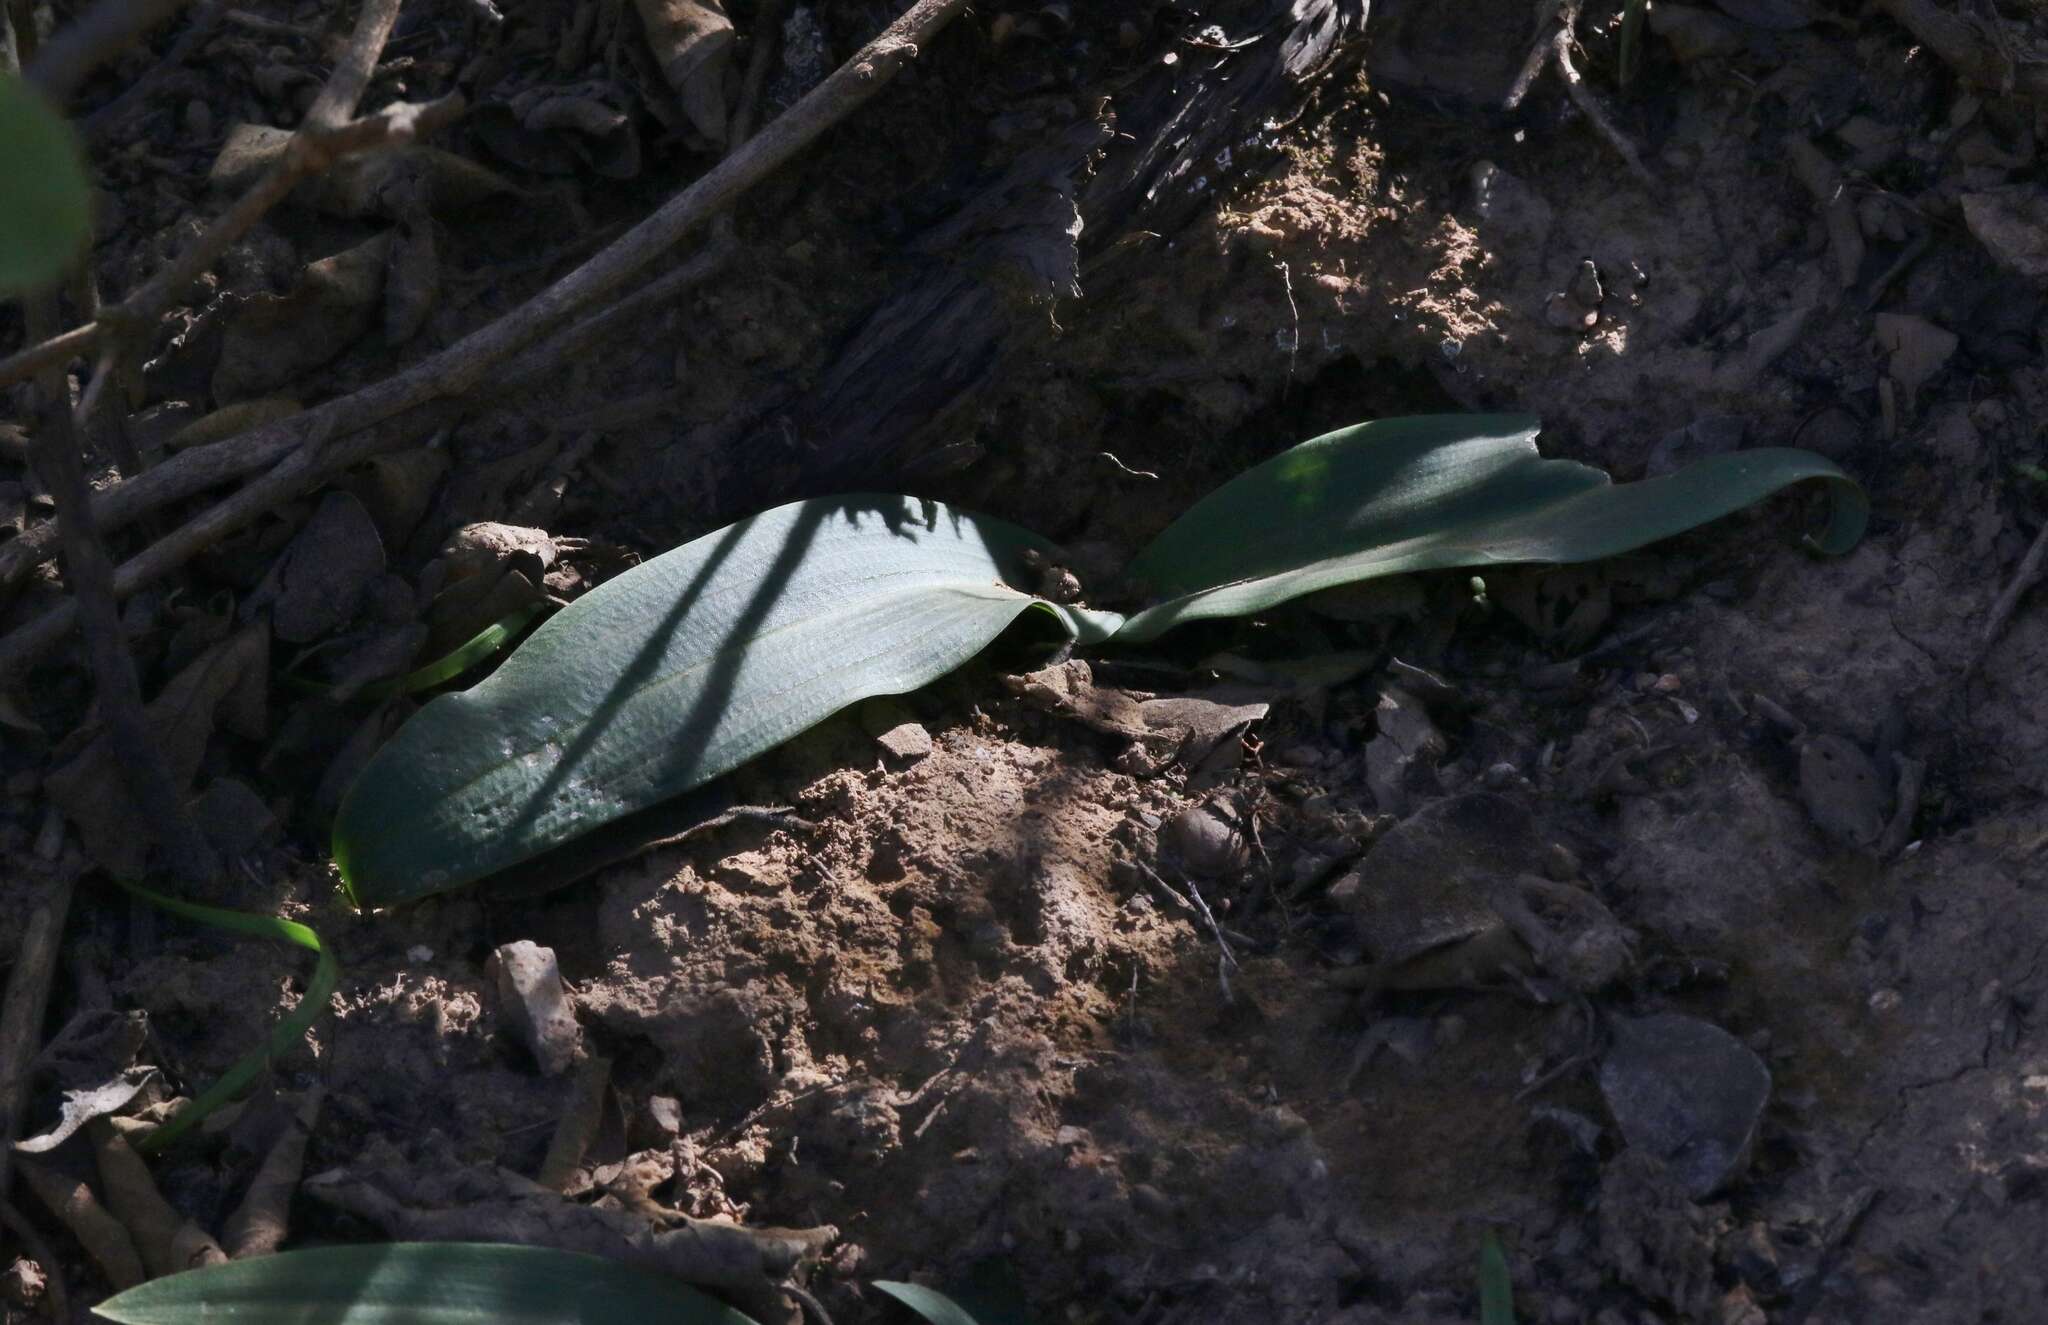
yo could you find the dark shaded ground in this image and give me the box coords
[5,1,2048,1322]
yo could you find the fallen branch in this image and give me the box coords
[0,0,973,675]
[24,327,218,883]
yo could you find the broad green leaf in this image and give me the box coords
[1479,1229,1516,1325]
[113,881,337,1155]
[0,73,92,294]
[874,1281,987,1325]
[334,496,1118,906]
[1116,415,1866,642]
[875,1262,1036,1325]
[91,1242,759,1324]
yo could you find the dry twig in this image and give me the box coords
[1972,520,2048,674]
[0,877,76,1209]
[0,0,977,676]
[222,1087,324,1259]
[91,1122,228,1276]
[1501,0,1653,187]
[17,1159,144,1291]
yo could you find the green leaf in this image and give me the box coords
[874,1281,987,1325]
[1116,415,1866,642]
[1618,0,1650,89]
[875,1262,1036,1325]
[91,1242,761,1324]
[0,73,92,295]
[111,881,338,1154]
[334,496,1118,907]
[282,604,546,702]
[1479,1230,1516,1325]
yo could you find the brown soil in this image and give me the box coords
[6,2,2048,1324]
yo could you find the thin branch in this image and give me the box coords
[1499,0,1652,186]
[303,0,403,132]
[1503,0,1566,111]
[1552,23,1654,188]
[1972,520,2048,674]
[0,0,975,676]
[0,877,76,1206]
[24,0,192,101]
[23,292,218,886]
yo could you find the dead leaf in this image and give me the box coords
[248,491,388,644]
[213,234,393,402]
[47,625,269,877]
[633,0,733,142]
[14,1069,157,1154]
[1874,312,1957,405]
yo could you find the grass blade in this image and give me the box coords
[112,881,337,1154]
[1479,1230,1516,1325]
[91,1242,761,1324]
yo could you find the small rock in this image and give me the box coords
[647,1095,684,1135]
[1798,733,1890,849]
[1600,1013,1770,1199]
[259,491,387,643]
[1545,290,1597,330]
[872,722,932,761]
[1129,1183,1177,1221]
[1962,187,2048,284]
[1252,1104,1309,1143]
[1364,686,1445,815]
[1873,312,1958,404]
[441,521,558,584]
[1568,258,1604,310]
[488,940,582,1076]
[1162,802,1248,877]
